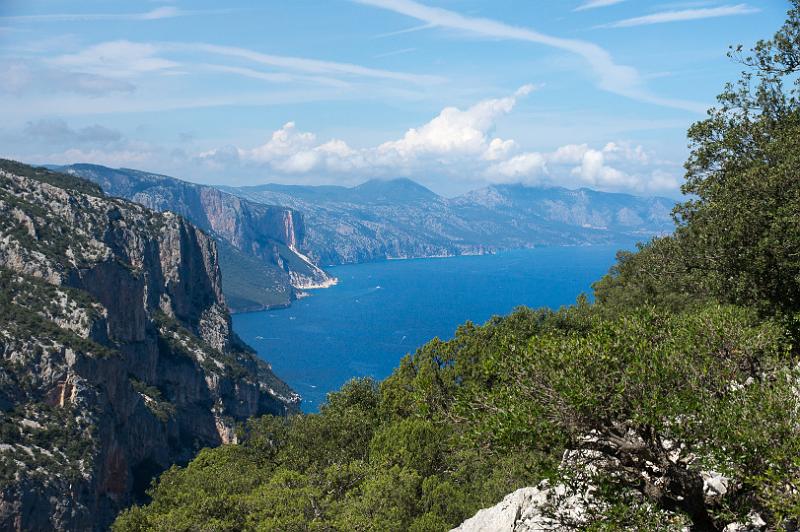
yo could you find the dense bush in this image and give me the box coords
[114,3,800,531]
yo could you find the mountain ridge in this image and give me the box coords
[221,176,675,265]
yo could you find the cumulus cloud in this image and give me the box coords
[487,152,548,181]
[487,141,663,190]
[196,85,680,193]
[570,146,633,187]
[199,122,366,175]
[199,85,537,178]
[377,84,536,160]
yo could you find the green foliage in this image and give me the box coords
[116,301,800,530]
[595,2,800,318]
[129,379,176,423]
[0,269,116,359]
[113,5,800,530]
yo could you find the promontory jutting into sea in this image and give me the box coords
[1,1,798,531]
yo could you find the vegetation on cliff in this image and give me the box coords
[0,160,299,530]
[115,2,800,530]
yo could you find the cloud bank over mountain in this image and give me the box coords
[196,85,679,193]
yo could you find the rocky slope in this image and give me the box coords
[0,160,299,531]
[222,179,675,266]
[57,164,334,313]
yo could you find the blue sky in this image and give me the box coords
[0,0,788,196]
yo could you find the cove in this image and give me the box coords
[232,245,626,412]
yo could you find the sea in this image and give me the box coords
[232,245,626,412]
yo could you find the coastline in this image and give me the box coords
[231,242,636,316]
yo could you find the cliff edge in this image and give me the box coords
[0,160,299,531]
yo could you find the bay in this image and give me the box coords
[232,245,625,412]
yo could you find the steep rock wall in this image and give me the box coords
[0,161,299,531]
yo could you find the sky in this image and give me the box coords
[0,0,789,197]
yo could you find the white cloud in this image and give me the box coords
[601,141,649,164]
[487,152,547,181]
[603,4,759,28]
[373,48,417,58]
[195,85,680,193]
[571,148,633,187]
[8,88,679,194]
[648,169,681,190]
[208,84,537,176]
[377,83,536,160]
[352,0,706,113]
[574,0,626,12]
[483,138,517,161]
[202,122,365,175]
[199,64,351,88]
[485,140,658,190]
[549,143,589,164]
[372,23,437,38]
[245,122,318,162]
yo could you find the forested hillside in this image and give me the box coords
[113,3,800,531]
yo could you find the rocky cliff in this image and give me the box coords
[222,179,675,266]
[57,164,334,313]
[0,160,300,530]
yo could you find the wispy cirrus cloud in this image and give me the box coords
[0,7,229,23]
[602,4,759,28]
[40,39,443,90]
[352,0,706,113]
[373,48,417,58]
[574,0,627,12]
[0,61,135,96]
[165,42,445,85]
[371,23,437,38]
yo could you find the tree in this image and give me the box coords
[595,1,800,317]
[467,305,798,530]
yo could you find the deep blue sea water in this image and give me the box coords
[232,245,625,412]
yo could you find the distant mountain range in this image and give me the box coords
[221,179,675,265]
[59,164,675,312]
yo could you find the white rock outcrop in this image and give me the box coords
[452,481,593,532]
